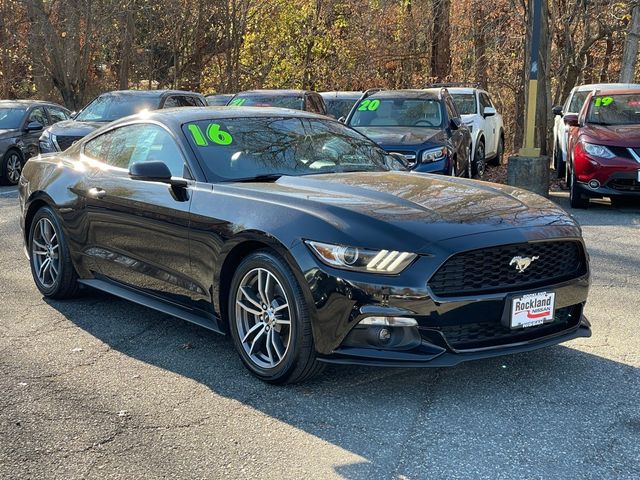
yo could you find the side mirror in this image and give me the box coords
[26,121,43,132]
[129,161,187,187]
[483,106,496,117]
[563,113,579,127]
[338,116,346,123]
[552,105,563,116]
[449,117,462,130]
[386,152,412,171]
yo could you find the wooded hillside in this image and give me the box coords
[1,0,639,154]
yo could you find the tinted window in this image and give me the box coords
[323,99,358,119]
[350,98,443,128]
[587,93,640,126]
[28,107,49,126]
[164,96,200,108]
[206,94,233,106]
[229,95,305,110]
[451,94,477,115]
[182,117,388,181]
[48,107,69,123]
[163,96,180,108]
[568,91,589,113]
[76,94,161,122]
[84,124,186,176]
[306,95,325,114]
[0,107,27,129]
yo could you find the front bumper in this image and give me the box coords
[291,229,590,367]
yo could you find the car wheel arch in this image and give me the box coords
[215,233,311,331]
[24,195,55,249]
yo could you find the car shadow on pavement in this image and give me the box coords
[45,290,640,479]
[550,192,640,226]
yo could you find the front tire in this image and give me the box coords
[228,250,323,384]
[553,141,566,179]
[472,140,486,178]
[28,206,80,298]
[1,149,23,185]
[569,170,589,209]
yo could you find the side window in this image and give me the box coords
[27,107,49,126]
[307,95,324,114]
[84,124,186,177]
[445,97,459,120]
[179,96,199,107]
[163,96,180,108]
[48,107,69,124]
[479,93,492,111]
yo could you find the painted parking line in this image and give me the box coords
[0,187,19,197]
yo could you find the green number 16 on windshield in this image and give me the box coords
[187,123,233,146]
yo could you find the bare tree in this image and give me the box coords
[620,3,640,82]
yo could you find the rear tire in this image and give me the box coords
[569,170,589,209]
[28,206,80,298]
[228,250,323,384]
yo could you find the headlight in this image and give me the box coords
[38,129,58,151]
[421,146,447,163]
[583,142,615,159]
[305,240,417,274]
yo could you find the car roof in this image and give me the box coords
[320,91,363,99]
[205,93,233,98]
[445,87,483,95]
[368,89,441,99]
[0,99,67,109]
[574,83,640,92]
[109,106,332,129]
[97,89,202,98]
[590,88,640,95]
[234,89,311,97]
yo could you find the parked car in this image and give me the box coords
[0,100,70,185]
[227,90,328,115]
[446,85,504,178]
[552,83,640,179]
[320,91,362,119]
[345,88,472,177]
[565,88,640,208]
[19,106,590,383]
[39,90,206,153]
[205,93,234,106]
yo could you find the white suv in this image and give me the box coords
[448,86,504,178]
[552,83,640,178]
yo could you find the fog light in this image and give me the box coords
[359,316,418,327]
[378,328,392,343]
[588,179,600,189]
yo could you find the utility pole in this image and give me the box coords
[520,0,542,157]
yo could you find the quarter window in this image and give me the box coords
[84,124,187,177]
[48,107,69,123]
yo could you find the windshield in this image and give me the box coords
[324,99,358,119]
[587,94,640,125]
[349,98,443,128]
[228,95,304,110]
[206,95,233,106]
[451,94,477,115]
[568,91,589,113]
[182,117,388,181]
[76,94,160,122]
[0,107,27,129]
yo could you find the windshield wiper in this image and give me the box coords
[233,174,284,183]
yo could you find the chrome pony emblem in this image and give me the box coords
[509,255,540,273]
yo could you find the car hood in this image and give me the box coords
[581,124,640,147]
[47,119,108,137]
[220,172,579,251]
[354,127,446,147]
[0,128,20,140]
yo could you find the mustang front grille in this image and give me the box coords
[428,241,587,297]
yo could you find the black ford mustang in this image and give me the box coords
[19,107,591,384]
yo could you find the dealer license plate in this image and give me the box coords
[510,291,555,329]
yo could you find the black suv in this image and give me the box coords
[345,89,472,176]
[39,90,206,153]
[227,90,328,115]
[0,100,70,184]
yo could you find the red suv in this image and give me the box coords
[565,88,640,208]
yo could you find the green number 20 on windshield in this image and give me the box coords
[187,123,233,146]
[357,99,381,111]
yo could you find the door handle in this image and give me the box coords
[88,187,106,199]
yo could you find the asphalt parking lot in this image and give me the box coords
[0,185,638,479]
